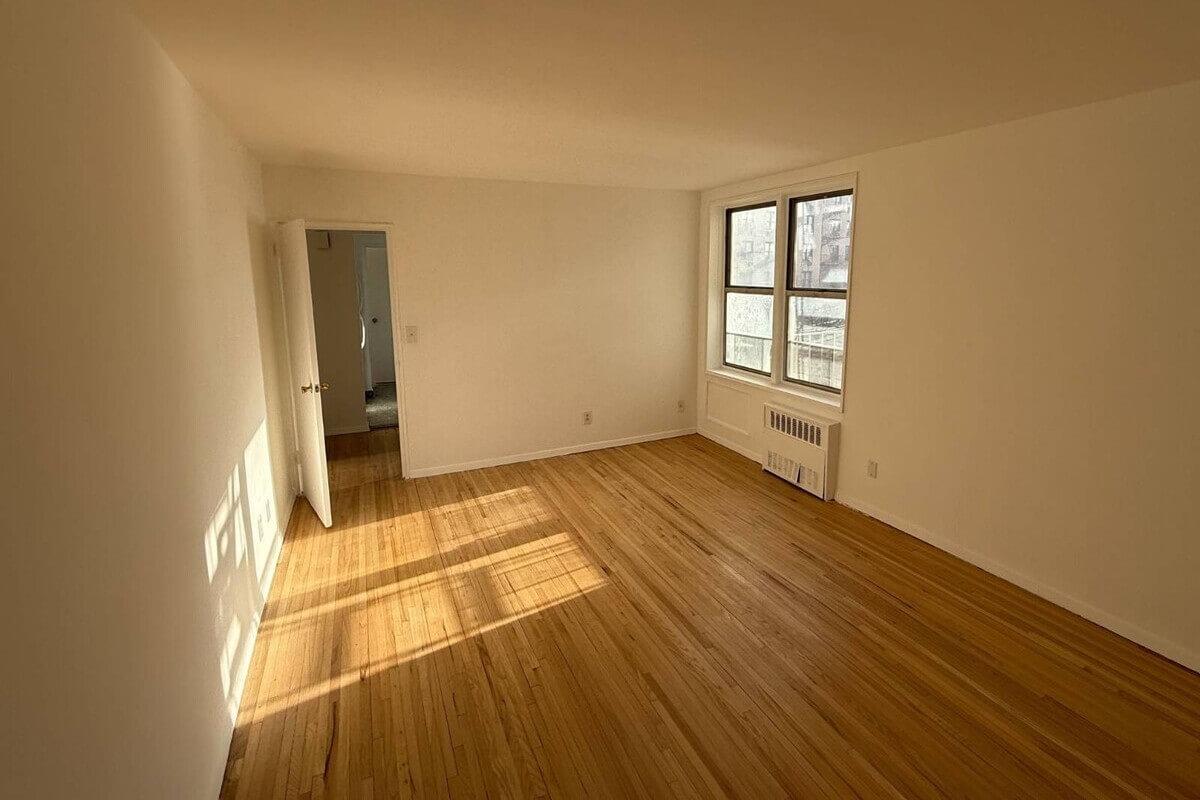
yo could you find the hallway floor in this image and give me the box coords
[325,429,402,491]
[366,382,398,430]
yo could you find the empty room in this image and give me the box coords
[4,1,1199,798]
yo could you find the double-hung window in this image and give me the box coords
[722,186,855,395]
[723,202,777,375]
[785,190,853,392]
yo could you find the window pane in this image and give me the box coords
[790,193,853,290]
[787,296,845,390]
[725,292,773,373]
[727,204,776,287]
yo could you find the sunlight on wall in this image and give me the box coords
[242,421,282,585]
[202,420,285,723]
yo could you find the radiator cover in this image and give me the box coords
[762,404,841,500]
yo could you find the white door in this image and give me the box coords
[277,221,333,527]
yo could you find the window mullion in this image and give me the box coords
[770,196,788,383]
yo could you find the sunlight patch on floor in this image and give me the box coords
[244,526,607,721]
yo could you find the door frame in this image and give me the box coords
[285,219,412,479]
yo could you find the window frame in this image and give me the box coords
[709,174,858,408]
[783,189,854,394]
[722,200,778,377]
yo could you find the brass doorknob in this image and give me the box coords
[300,383,313,393]
[317,382,331,393]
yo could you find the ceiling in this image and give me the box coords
[126,0,1200,190]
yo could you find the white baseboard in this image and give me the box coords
[325,423,371,437]
[698,427,760,462]
[836,494,1199,674]
[406,428,696,478]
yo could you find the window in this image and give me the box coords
[720,186,855,395]
[723,202,776,375]
[786,190,853,392]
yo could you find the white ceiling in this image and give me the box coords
[127,0,1200,190]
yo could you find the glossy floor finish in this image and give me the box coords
[221,433,1200,799]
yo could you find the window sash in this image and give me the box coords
[724,200,778,290]
[783,289,846,393]
[723,289,774,376]
[780,187,853,392]
[723,200,779,375]
[785,188,854,293]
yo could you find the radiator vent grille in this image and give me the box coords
[764,451,820,493]
[767,407,822,447]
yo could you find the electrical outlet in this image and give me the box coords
[582,410,593,426]
[867,460,878,478]
[676,400,685,413]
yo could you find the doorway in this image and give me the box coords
[304,228,403,492]
[358,236,398,430]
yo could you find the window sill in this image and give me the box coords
[706,367,843,414]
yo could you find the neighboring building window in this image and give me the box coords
[786,190,853,392]
[723,202,776,375]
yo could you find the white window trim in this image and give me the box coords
[704,171,859,413]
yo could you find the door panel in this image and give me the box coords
[277,220,332,527]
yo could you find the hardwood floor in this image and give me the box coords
[325,429,403,491]
[221,433,1200,799]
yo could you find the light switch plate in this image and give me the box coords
[404,325,418,344]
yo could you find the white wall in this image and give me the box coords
[697,81,1200,671]
[307,230,370,435]
[1,1,295,797]
[265,167,700,475]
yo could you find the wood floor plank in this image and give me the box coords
[221,432,1200,799]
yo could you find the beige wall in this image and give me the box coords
[265,167,700,475]
[697,80,1200,670]
[1,1,295,797]
[307,230,369,435]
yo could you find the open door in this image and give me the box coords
[277,220,333,527]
